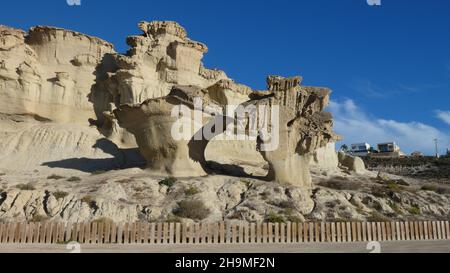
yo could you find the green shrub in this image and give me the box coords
[387,181,400,191]
[389,202,402,214]
[47,174,65,180]
[67,176,81,182]
[53,191,69,199]
[282,208,303,223]
[173,200,210,220]
[159,177,177,188]
[166,214,182,223]
[276,200,296,209]
[91,170,107,175]
[367,211,390,222]
[116,178,133,184]
[185,186,201,196]
[240,179,252,187]
[30,214,49,223]
[371,186,387,198]
[266,212,285,223]
[16,183,36,191]
[81,195,98,210]
[408,205,421,215]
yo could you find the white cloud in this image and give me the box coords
[328,99,450,155]
[436,110,450,125]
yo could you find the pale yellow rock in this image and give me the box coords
[0,21,338,188]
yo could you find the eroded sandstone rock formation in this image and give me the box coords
[0,25,114,124]
[114,74,338,187]
[0,20,339,188]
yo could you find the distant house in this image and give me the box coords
[411,151,424,157]
[350,143,371,156]
[371,142,406,158]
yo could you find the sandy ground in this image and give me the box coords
[0,241,449,253]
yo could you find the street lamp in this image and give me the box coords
[434,139,440,159]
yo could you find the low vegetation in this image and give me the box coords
[240,179,252,187]
[318,178,361,191]
[67,176,81,182]
[408,204,421,215]
[166,214,182,223]
[92,217,113,224]
[388,202,403,215]
[91,170,107,176]
[173,200,210,220]
[159,177,177,188]
[367,211,391,222]
[30,214,49,223]
[270,200,296,210]
[116,178,133,184]
[53,191,69,200]
[47,174,65,180]
[184,186,201,196]
[15,183,36,191]
[386,181,400,191]
[266,211,285,223]
[81,195,98,210]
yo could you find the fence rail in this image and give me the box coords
[0,221,448,244]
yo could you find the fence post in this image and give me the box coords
[267,223,274,243]
[445,221,450,239]
[409,222,415,241]
[274,223,279,243]
[347,222,352,242]
[432,221,438,240]
[320,222,325,243]
[376,222,381,241]
[263,223,268,243]
[325,222,331,242]
[280,222,286,243]
[335,222,341,242]
[297,222,305,243]
[308,223,314,243]
[259,222,264,244]
[340,222,347,243]
[109,222,116,244]
[169,223,174,244]
[330,222,336,242]
[231,224,237,244]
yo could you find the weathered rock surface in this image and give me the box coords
[338,152,366,174]
[0,172,315,223]
[5,20,432,224]
[115,74,338,187]
[1,169,448,223]
[0,25,114,124]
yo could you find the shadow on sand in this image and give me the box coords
[42,138,146,173]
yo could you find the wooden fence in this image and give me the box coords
[0,221,449,244]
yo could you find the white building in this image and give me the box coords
[350,143,371,157]
[372,142,406,158]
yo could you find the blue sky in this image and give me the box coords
[2,0,450,154]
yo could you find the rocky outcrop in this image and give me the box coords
[338,152,366,174]
[115,75,338,187]
[249,77,337,187]
[0,175,315,223]
[0,20,338,186]
[0,25,114,124]
[90,21,239,148]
